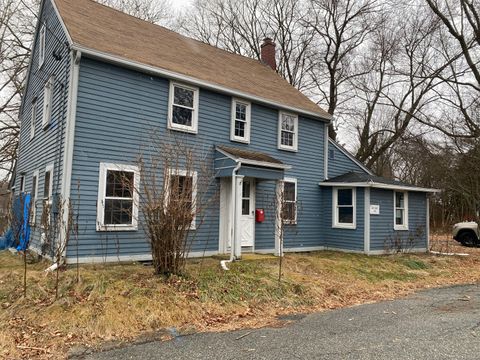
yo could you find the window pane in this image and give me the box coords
[44,171,51,198]
[284,182,295,202]
[174,86,194,108]
[235,120,245,138]
[32,177,37,199]
[281,131,293,146]
[242,180,250,198]
[338,207,353,224]
[242,199,250,215]
[282,202,296,222]
[104,199,133,225]
[170,175,193,213]
[282,115,295,131]
[236,103,246,120]
[337,189,352,206]
[172,106,193,126]
[395,192,404,208]
[396,209,404,225]
[106,170,133,197]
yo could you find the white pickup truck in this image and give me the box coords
[453,221,479,246]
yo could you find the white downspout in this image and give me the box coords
[221,161,241,270]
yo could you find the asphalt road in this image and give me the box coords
[85,284,480,360]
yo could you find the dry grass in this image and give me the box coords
[1,243,480,359]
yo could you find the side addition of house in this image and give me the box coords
[14,0,437,263]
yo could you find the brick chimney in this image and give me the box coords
[260,37,276,71]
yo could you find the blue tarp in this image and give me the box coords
[0,194,31,251]
[16,194,31,251]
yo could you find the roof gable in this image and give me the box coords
[53,0,330,120]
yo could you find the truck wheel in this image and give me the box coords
[458,231,478,247]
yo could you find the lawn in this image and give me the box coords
[1,245,480,359]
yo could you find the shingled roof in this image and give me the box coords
[53,0,331,120]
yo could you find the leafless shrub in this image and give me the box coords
[384,225,425,254]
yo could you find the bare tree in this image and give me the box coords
[96,0,174,25]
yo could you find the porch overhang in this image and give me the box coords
[214,145,291,180]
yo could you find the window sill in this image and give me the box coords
[394,225,409,231]
[332,223,356,230]
[230,137,250,144]
[97,224,138,232]
[168,122,197,134]
[278,146,298,152]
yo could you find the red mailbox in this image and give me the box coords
[255,208,265,223]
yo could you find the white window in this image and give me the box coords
[168,82,199,133]
[30,99,37,140]
[394,191,409,230]
[230,99,251,143]
[43,164,53,203]
[19,175,25,193]
[97,163,140,231]
[42,76,54,129]
[39,24,46,68]
[30,170,39,225]
[278,111,298,151]
[166,169,197,230]
[333,187,356,229]
[282,178,297,224]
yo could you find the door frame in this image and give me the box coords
[239,177,255,249]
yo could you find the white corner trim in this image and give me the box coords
[324,122,329,180]
[71,44,332,122]
[277,111,298,152]
[364,187,370,253]
[230,98,251,143]
[328,138,373,175]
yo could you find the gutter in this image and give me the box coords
[220,161,242,271]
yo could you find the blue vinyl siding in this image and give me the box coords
[369,189,428,251]
[321,187,365,251]
[67,57,327,259]
[15,0,70,254]
[328,142,369,178]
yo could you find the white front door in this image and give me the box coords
[239,178,255,247]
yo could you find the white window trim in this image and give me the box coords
[39,24,46,69]
[165,168,198,230]
[167,81,199,134]
[277,111,298,152]
[31,170,39,225]
[230,98,251,143]
[42,76,54,129]
[44,163,54,202]
[30,99,37,140]
[332,187,356,229]
[394,191,409,231]
[282,177,297,225]
[96,162,140,232]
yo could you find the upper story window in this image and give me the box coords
[230,99,251,143]
[42,76,54,129]
[30,99,37,140]
[282,178,297,224]
[168,82,199,133]
[39,24,46,68]
[97,163,139,231]
[394,191,409,230]
[166,169,197,230]
[278,112,298,151]
[333,187,356,229]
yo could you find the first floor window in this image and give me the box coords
[278,112,298,151]
[166,169,197,230]
[394,191,408,230]
[42,164,54,229]
[231,99,251,143]
[333,187,356,228]
[282,178,297,224]
[30,171,38,225]
[97,163,139,231]
[19,175,25,193]
[168,82,199,133]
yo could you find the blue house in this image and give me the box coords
[14,0,436,263]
